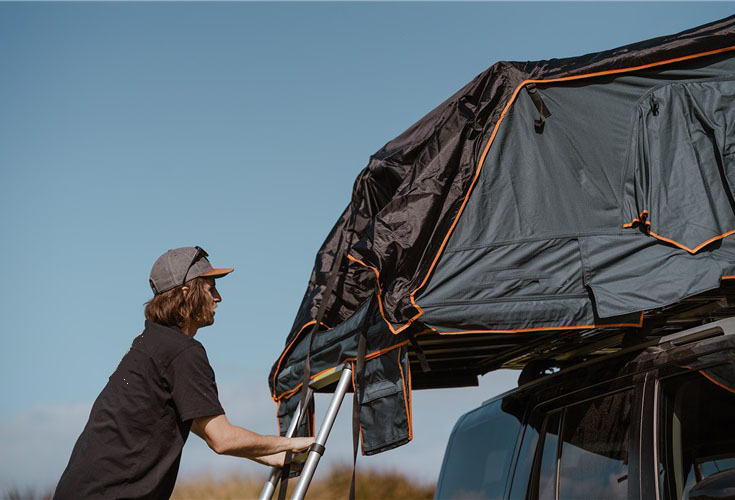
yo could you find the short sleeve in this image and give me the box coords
[166,345,225,421]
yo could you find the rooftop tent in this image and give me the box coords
[270,16,735,454]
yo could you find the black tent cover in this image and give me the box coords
[270,16,735,454]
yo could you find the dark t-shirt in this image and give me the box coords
[54,321,225,500]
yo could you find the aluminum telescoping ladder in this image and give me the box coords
[259,363,353,500]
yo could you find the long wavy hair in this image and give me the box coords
[144,277,214,329]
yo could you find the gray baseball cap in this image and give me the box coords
[149,246,233,295]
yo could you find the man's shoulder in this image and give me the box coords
[132,321,202,367]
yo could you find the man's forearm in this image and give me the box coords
[193,414,313,459]
[216,425,297,458]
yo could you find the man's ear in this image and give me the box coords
[181,286,190,297]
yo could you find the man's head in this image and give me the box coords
[149,246,232,295]
[144,247,233,332]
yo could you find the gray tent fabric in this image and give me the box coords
[358,346,412,455]
[271,18,735,457]
[415,52,735,333]
[624,78,735,252]
[580,234,733,319]
[274,299,415,454]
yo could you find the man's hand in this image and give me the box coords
[288,436,315,453]
[251,452,286,468]
[191,414,315,463]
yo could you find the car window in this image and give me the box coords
[657,362,735,500]
[508,412,542,500]
[528,389,633,500]
[536,411,561,500]
[435,398,523,499]
[557,390,632,499]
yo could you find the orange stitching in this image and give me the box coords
[271,320,330,400]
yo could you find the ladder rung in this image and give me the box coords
[309,364,350,390]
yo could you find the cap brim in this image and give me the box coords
[200,268,234,279]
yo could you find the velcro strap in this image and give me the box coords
[526,83,552,131]
[407,332,430,372]
[351,294,376,500]
[310,443,326,456]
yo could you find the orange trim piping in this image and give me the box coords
[271,320,330,401]
[648,229,735,254]
[722,276,735,280]
[275,340,411,401]
[346,253,417,334]
[698,370,735,395]
[623,210,735,254]
[623,210,650,228]
[622,219,651,229]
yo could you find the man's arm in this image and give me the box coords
[192,414,313,464]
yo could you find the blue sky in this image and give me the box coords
[1,1,733,494]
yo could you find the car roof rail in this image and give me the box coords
[656,316,735,347]
[511,316,735,390]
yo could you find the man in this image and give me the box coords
[55,246,313,499]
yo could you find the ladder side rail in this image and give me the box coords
[290,364,354,500]
[258,389,313,500]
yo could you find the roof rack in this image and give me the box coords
[408,282,735,390]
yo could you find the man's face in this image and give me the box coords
[200,278,221,328]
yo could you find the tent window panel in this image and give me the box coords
[624,78,735,253]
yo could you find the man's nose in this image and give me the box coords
[212,288,222,302]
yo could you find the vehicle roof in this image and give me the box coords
[477,316,735,409]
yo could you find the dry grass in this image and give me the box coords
[172,464,435,500]
[2,465,434,500]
